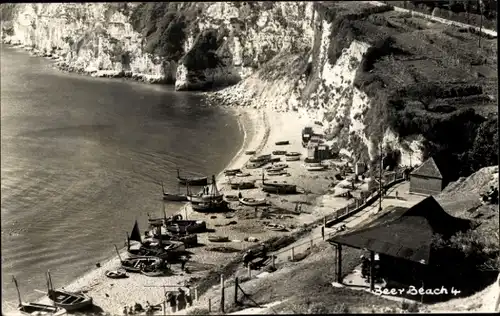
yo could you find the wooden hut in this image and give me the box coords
[409,157,447,195]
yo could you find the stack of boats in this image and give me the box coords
[265,163,289,176]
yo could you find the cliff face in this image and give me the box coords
[1,2,497,178]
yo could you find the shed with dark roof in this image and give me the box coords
[327,196,472,290]
[409,157,447,195]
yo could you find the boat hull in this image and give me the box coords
[48,290,92,312]
[230,182,255,190]
[191,201,228,213]
[187,194,224,203]
[163,194,188,201]
[16,303,67,316]
[177,177,208,186]
[262,184,297,194]
[239,198,267,207]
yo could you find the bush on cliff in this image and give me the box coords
[130,2,198,61]
[181,29,224,71]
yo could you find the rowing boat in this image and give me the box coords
[305,164,326,171]
[239,197,267,206]
[272,150,287,155]
[121,256,163,273]
[105,270,128,279]
[11,276,67,316]
[45,271,92,312]
[208,235,230,242]
[266,223,286,231]
[230,181,255,190]
[275,140,290,145]
[285,155,301,161]
[236,172,251,177]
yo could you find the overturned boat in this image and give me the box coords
[239,197,267,207]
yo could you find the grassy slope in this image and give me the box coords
[314,2,497,181]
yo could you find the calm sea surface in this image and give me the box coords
[0,45,242,309]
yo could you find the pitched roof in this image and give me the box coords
[410,157,443,179]
[328,196,472,264]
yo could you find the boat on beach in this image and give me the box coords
[245,150,256,155]
[208,235,230,242]
[275,140,290,145]
[46,271,93,312]
[236,172,251,177]
[191,175,230,213]
[261,173,297,194]
[224,168,242,176]
[266,223,286,231]
[305,164,326,171]
[239,197,267,206]
[230,181,255,190]
[177,169,208,186]
[272,150,287,155]
[249,154,271,163]
[162,182,188,201]
[105,270,128,279]
[120,256,163,273]
[285,155,301,161]
[11,276,67,316]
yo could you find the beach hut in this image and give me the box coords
[355,162,366,175]
[409,157,448,196]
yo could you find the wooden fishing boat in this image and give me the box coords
[261,174,297,194]
[230,181,255,190]
[120,256,163,273]
[266,223,286,231]
[285,155,301,161]
[176,169,208,186]
[267,170,288,176]
[239,197,267,206]
[272,150,287,155]
[249,154,271,163]
[163,240,186,252]
[105,270,128,279]
[11,276,67,316]
[246,160,268,169]
[265,164,287,172]
[269,157,281,163]
[275,140,290,145]
[224,168,242,176]
[46,272,93,312]
[236,172,251,177]
[162,182,188,201]
[224,195,240,202]
[245,150,256,155]
[285,152,301,157]
[208,235,230,242]
[191,200,228,213]
[166,220,207,234]
[305,164,326,171]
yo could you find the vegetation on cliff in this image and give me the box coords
[316,2,497,181]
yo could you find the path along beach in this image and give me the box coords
[31,105,373,315]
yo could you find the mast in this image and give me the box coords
[378,142,383,213]
[12,276,22,306]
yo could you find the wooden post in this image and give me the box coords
[220,274,225,313]
[291,247,295,261]
[310,239,314,249]
[337,244,342,283]
[234,277,239,306]
[323,216,327,227]
[163,285,166,315]
[247,265,251,278]
[321,226,325,240]
[370,251,375,292]
[208,298,212,312]
[195,286,198,301]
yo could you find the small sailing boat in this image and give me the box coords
[191,176,229,213]
[176,169,208,186]
[46,271,93,312]
[162,181,188,201]
[11,276,67,316]
[187,176,224,203]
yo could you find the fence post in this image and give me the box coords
[195,286,198,301]
[310,239,314,249]
[247,265,251,278]
[291,247,295,261]
[321,226,325,240]
[323,216,327,227]
[234,277,239,306]
[220,274,225,313]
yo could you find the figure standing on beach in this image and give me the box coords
[123,306,128,315]
[186,285,193,307]
[177,288,186,311]
[167,292,176,313]
[238,192,243,199]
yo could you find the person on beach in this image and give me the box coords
[177,288,186,311]
[238,192,243,199]
[128,306,135,315]
[185,285,193,307]
[167,292,177,313]
[123,306,128,315]
[181,257,187,271]
[395,191,399,200]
